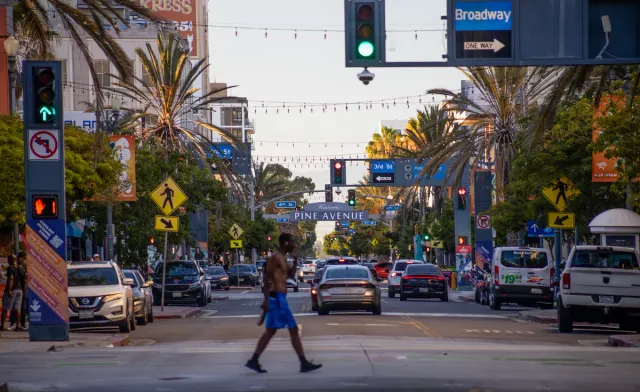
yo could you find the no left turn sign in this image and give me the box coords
[477,214,492,229]
[29,130,60,161]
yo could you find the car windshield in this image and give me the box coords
[325,268,369,280]
[230,265,252,272]
[68,268,119,286]
[303,260,313,265]
[572,249,639,269]
[123,270,141,287]
[207,267,226,275]
[393,261,421,272]
[501,250,548,268]
[406,265,440,275]
[156,262,198,277]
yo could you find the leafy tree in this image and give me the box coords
[366,126,400,158]
[425,199,456,253]
[0,117,120,229]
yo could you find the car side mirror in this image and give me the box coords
[123,278,135,287]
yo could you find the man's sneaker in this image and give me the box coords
[245,359,267,373]
[300,361,322,373]
[17,325,28,332]
[7,324,17,331]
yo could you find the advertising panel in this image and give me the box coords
[141,0,199,57]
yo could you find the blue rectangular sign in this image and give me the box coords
[275,201,296,209]
[361,220,377,226]
[384,205,402,211]
[340,221,350,228]
[455,1,513,31]
[370,159,395,173]
[207,143,233,159]
[412,162,447,182]
[276,217,290,223]
[527,220,554,238]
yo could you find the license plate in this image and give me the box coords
[172,292,182,298]
[531,288,542,294]
[78,310,94,320]
[600,295,614,304]
[331,288,360,294]
[419,288,429,293]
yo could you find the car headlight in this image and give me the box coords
[219,277,228,281]
[103,293,123,303]
[190,282,202,290]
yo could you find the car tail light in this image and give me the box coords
[494,265,499,286]
[402,275,411,281]
[391,272,398,277]
[319,284,334,290]
[550,267,555,287]
[562,272,570,290]
[311,289,316,295]
[361,283,375,289]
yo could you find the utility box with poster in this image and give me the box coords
[23,60,69,342]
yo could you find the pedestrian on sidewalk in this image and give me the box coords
[1,255,26,331]
[245,233,321,374]
[9,252,28,330]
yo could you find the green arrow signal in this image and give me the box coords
[39,106,55,121]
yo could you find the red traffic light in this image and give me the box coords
[37,68,54,85]
[150,237,155,244]
[334,162,342,170]
[267,236,272,241]
[458,188,467,196]
[357,4,373,19]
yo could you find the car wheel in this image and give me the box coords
[137,307,148,326]
[440,291,449,302]
[372,303,382,315]
[399,292,407,301]
[118,311,132,333]
[388,289,395,298]
[317,307,329,316]
[557,296,573,333]
[489,290,501,311]
[198,293,207,307]
[224,286,230,291]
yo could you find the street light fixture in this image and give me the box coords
[111,97,121,111]
[4,35,19,115]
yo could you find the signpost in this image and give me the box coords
[476,214,492,229]
[150,176,188,312]
[275,201,296,209]
[454,1,513,60]
[228,223,244,240]
[384,205,402,212]
[228,223,244,286]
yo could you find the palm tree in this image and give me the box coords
[423,67,558,198]
[366,126,400,158]
[13,0,159,111]
[253,163,296,214]
[105,33,244,192]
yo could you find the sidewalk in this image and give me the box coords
[517,309,557,324]
[153,306,203,319]
[0,330,129,353]
[608,334,640,347]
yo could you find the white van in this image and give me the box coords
[488,247,554,310]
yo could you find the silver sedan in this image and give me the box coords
[316,265,381,315]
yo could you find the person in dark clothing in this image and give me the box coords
[1,255,26,331]
[9,252,28,329]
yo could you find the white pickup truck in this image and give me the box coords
[557,245,640,333]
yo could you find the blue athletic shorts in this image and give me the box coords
[265,292,297,329]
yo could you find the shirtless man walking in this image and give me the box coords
[245,233,322,373]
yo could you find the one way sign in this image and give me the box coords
[372,173,395,184]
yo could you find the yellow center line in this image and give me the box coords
[403,315,439,338]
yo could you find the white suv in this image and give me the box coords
[68,261,135,333]
[387,260,424,298]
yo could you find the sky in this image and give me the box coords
[207,0,467,240]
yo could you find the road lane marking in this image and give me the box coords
[403,316,434,338]
[396,355,407,360]
[464,329,536,335]
[326,323,398,327]
[201,312,510,320]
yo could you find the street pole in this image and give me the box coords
[6,39,18,253]
[250,178,257,265]
[553,229,562,302]
[160,231,168,312]
[236,249,240,286]
[106,204,114,260]
[389,218,393,262]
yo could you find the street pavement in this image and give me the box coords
[3,337,640,391]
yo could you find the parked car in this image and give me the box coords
[204,265,230,291]
[315,265,381,315]
[123,269,154,325]
[487,247,554,310]
[67,261,135,332]
[557,245,640,333]
[387,260,425,298]
[228,264,260,286]
[399,264,448,302]
[152,260,209,307]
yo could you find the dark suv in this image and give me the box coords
[152,260,208,307]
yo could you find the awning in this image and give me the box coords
[66,222,84,238]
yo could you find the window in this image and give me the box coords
[206,267,226,276]
[325,267,369,280]
[141,64,152,86]
[231,109,242,123]
[94,60,110,87]
[406,265,440,275]
[123,270,141,287]
[61,59,68,86]
[500,251,548,269]
[572,249,639,270]
[155,262,198,277]
[68,268,118,286]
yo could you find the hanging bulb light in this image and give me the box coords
[294,30,297,39]
[324,31,327,40]
[415,31,418,40]
[235,28,238,36]
[345,104,348,111]
[264,29,268,38]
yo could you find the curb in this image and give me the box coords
[458,295,476,303]
[229,286,256,291]
[212,296,229,301]
[154,309,202,320]
[517,312,557,325]
[608,335,640,348]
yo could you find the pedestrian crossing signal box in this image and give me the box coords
[32,195,59,219]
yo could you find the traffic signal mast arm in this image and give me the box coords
[253,189,332,211]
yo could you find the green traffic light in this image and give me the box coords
[424,234,431,240]
[357,41,374,57]
[39,106,55,122]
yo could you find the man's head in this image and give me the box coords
[7,254,16,265]
[17,252,26,265]
[278,233,296,253]
[93,254,100,261]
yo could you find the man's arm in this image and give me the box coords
[6,268,14,295]
[263,256,276,303]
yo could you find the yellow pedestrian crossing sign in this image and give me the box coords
[150,177,188,216]
[230,240,243,249]
[542,176,581,212]
[228,223,244,239]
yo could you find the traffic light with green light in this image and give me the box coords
[24,61,62,129]
[344,0,386,67]
[347,189,356,206]
[423,233,431,241]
